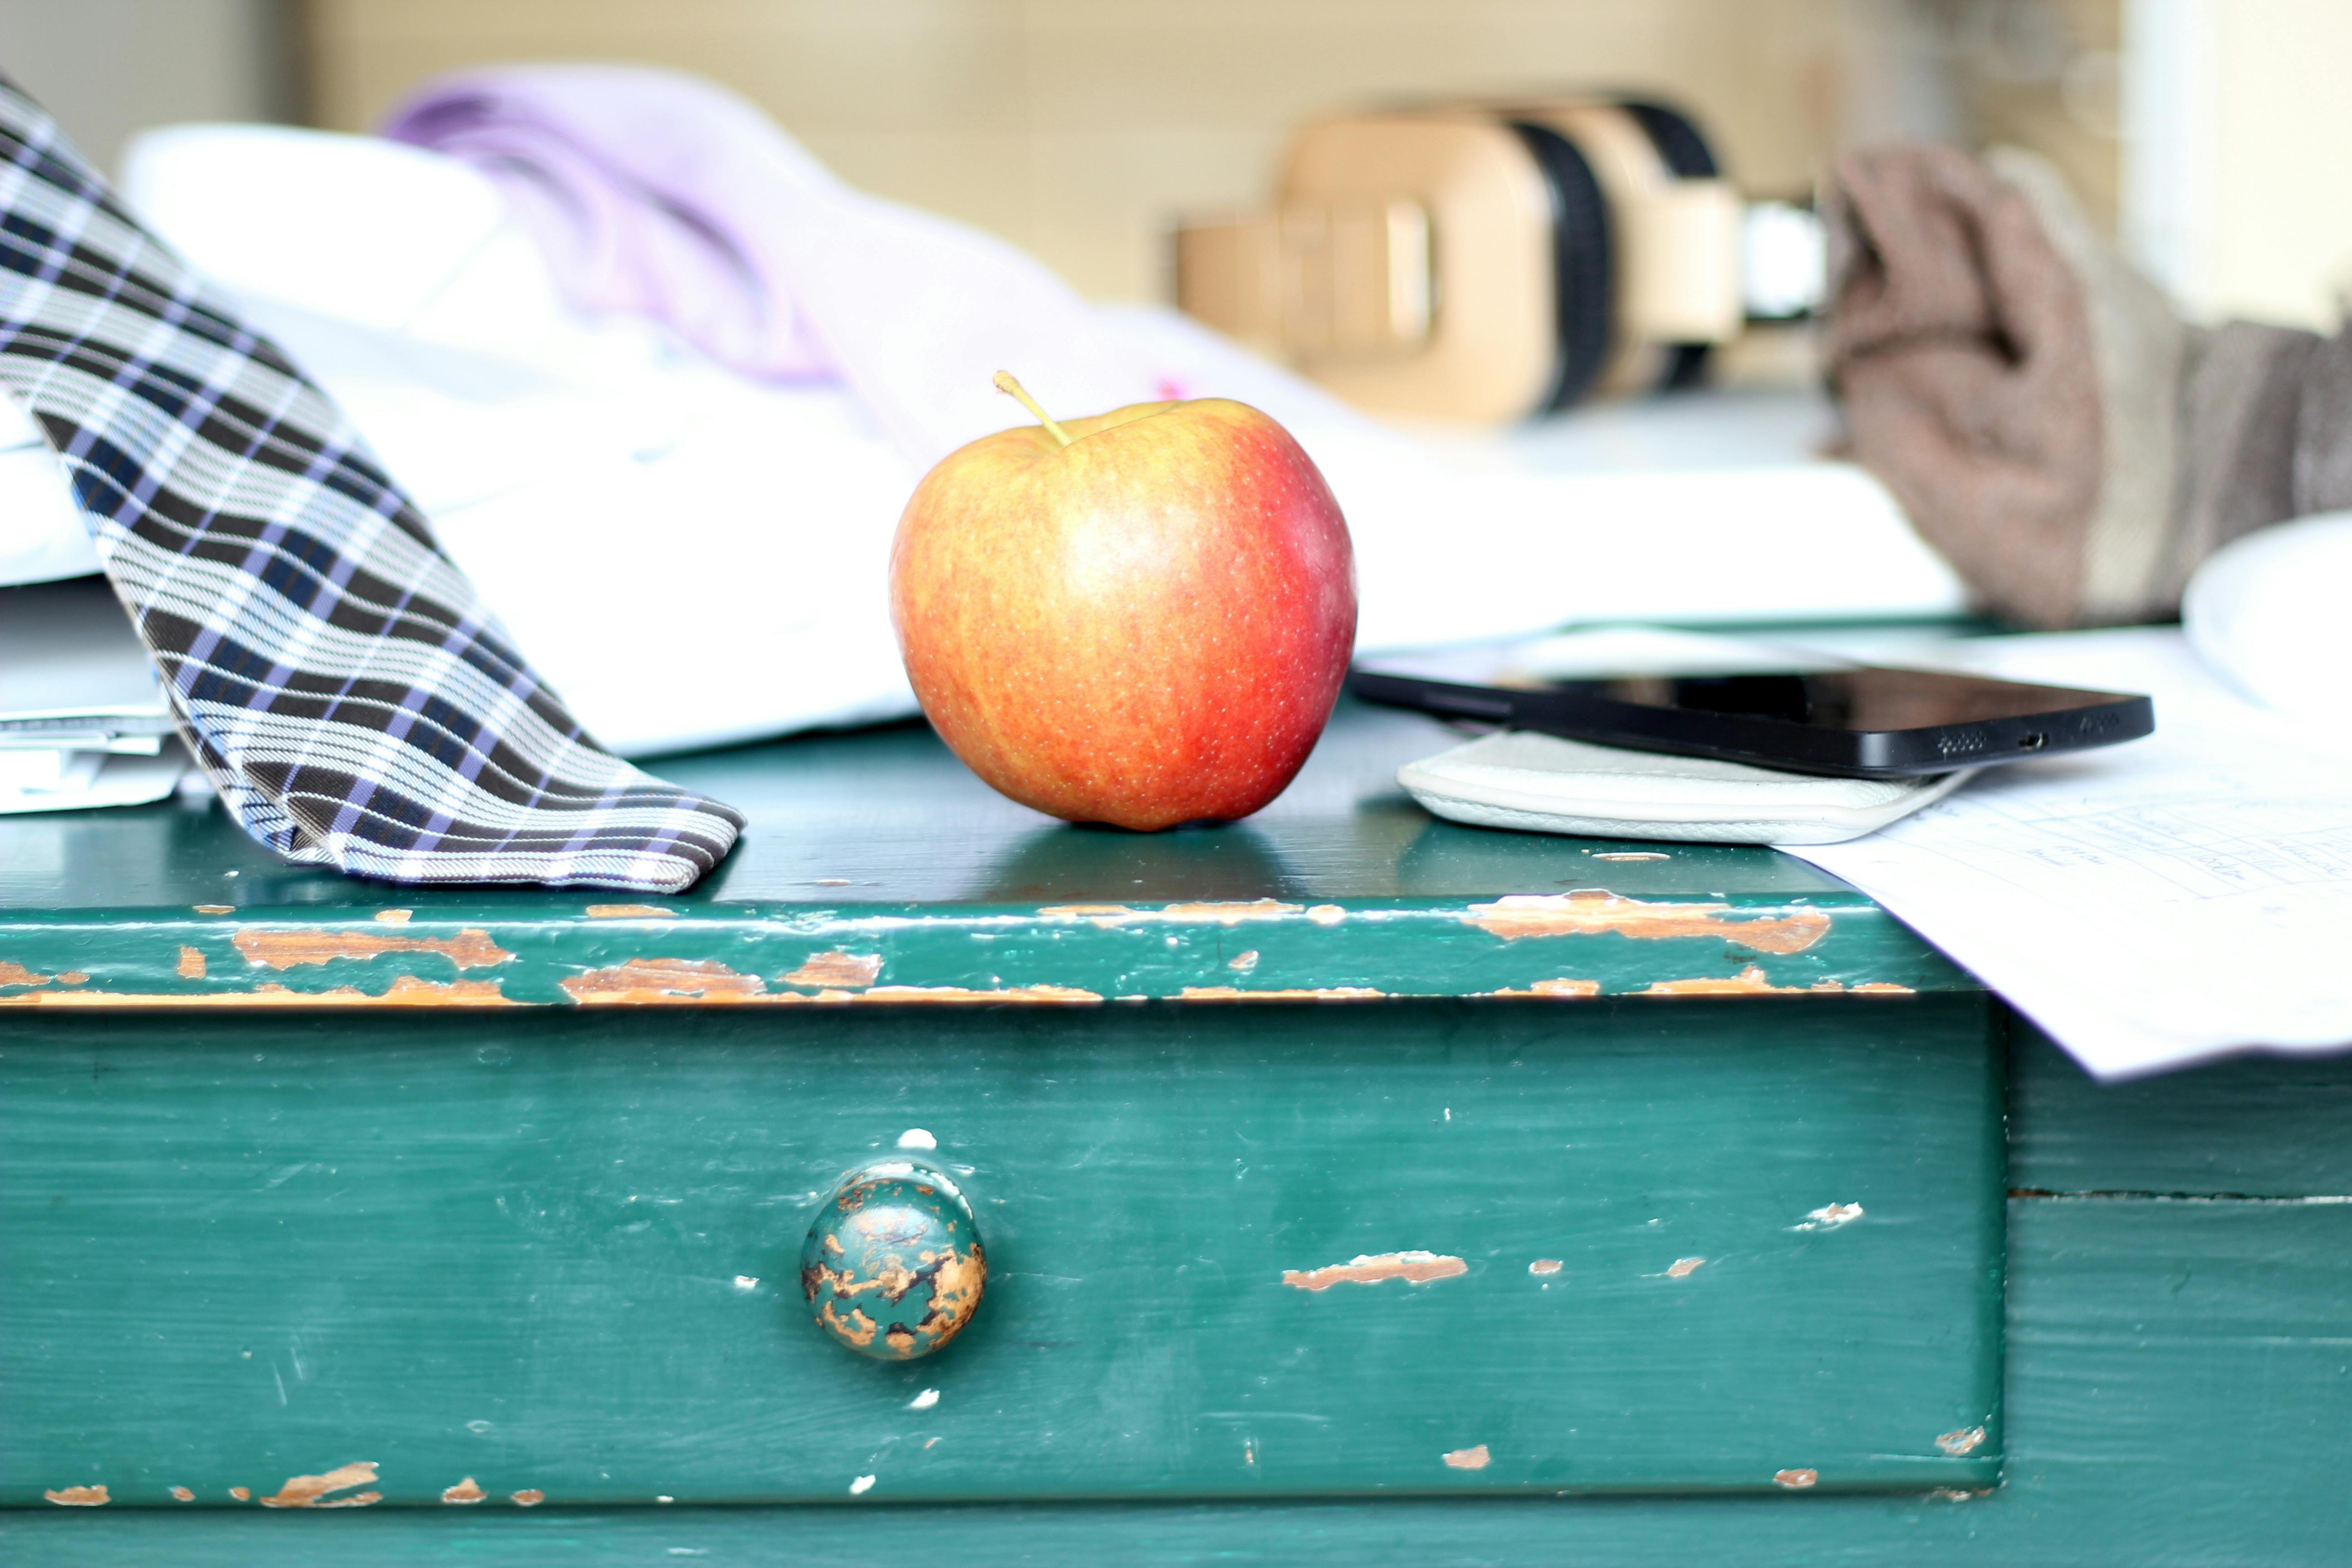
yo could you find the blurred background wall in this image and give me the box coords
[299,0,2136,304]
[2122,0,2352,328]
[0,0,2342,328]
[298,0,1864,303]
[0,0,294,171]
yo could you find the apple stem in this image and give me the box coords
[994,371,1073,448]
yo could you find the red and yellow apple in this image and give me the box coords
[888,375,1356,830]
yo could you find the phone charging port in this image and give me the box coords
[2018,732,2047,750]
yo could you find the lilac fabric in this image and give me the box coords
[382,67,836,382]
[382,65,1172,467]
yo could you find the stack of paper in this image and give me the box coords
[0,577,187,814]
[1788,627,2352,1078]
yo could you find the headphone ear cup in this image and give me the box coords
[1616,100,1719,179]
[1507,120,1613,413]
[1617,99,1722,391]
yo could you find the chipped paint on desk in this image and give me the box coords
[0,890,1960,1011]
[0,697,2004,1512]
[0,699,1959,1015]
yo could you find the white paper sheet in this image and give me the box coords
[0,747,186,814]
[0,578,187,812]
[1787,628,2352,1078]
[0,575,170,722]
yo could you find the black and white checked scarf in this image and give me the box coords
[0,79,742,892]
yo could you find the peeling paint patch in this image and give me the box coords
[1648,970,1901,999]
[511,1489,544,1507]
[441,1477,486,1504]
[1936,1426,1988,1456]
[585,904,678,920]
[0,960,54,987]
[56,971,87,984]
[1529,1259,1564,1276]
[1042,899,1304,928]
[820,1300,880,1347]
[259,1461,381,1508]
[1035,903,1134,926]
[849,1474,876,1496]
[1306,904,1347,925]
[909,1388,941,1410]
[233,926,511,971]
[1181,985,1385,1002]
[559,977,1099,1007]
[1465,891,1830,953]
[43,1485,107,1505]
[1163,899,1304,924]
[1486,978,1602,999]
[366,976,515,1005]
[0,976,515,1008]
[561,957,766,1003]
[1283,1250,1468,1291]
[853,983,1100,1005]
[193,904,234,915]
[1442,1445,1491,1471]
[1663,1257,1706,1278]
[1525,977,1600,997]
[229,1488,250,1501]
[1227,949,1260,972]
[169,1486,194,1501]
[1794,1202,1865,1231]
[373,909,412,925]
[782,950,884,989]
[1645,965,1802,996]
[897,1128,937,1151]
[176,946,206,979]
[1774,1468,1818,1489]
[1592,851,1671,861]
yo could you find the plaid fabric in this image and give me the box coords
[0,79,741,891]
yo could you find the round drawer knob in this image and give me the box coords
[799,1161,987,1360]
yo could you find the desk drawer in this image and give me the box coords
[1,996,2001,1506]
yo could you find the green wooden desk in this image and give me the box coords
[3,700,2346,1563]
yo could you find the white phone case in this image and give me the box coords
[1399,729,1971,845]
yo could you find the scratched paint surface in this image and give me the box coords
[0,891,1960,1010]
[0,894,1962,1010]
[0,701,1965,1009]
[18,1029,2352,1560]
[0,996,2002,1505]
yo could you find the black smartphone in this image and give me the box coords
[1350,636,2154,779]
